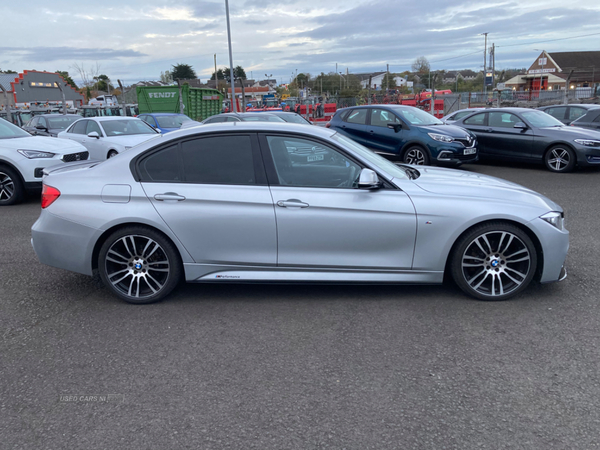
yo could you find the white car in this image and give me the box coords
[0,118,89,205]
[57,117,160,160]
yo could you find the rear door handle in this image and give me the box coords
[277,200,309,208]
[154,192,186,202]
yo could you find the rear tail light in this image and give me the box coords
[41,184,61,209]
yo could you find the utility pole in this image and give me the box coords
[225,0,236,112]
[492,43,495,89]
[55,82,67,115]
[482,32,488,95]
[386,64,389,92]
[564,69,574,105]
[368,75,372,105]
[214,54,218,91]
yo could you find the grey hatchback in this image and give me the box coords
[32,122,568,304]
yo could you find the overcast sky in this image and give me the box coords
[1,0,599,86]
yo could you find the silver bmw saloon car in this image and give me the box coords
[32,122,568,304]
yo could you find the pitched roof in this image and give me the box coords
[0,73,18,91]
[548,51,600,82]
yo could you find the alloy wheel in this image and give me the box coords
[104,234,171,300]
[460,230,532,298]
[404,148,427,165]
[0,171,15,202]
[547,147,571,172]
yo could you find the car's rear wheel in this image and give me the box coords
[450,222,537,301]
[0,165,24,206]
[402,146,430,165]
[544,145,575,173]
[98,227,182,304]
[107,150,119,159]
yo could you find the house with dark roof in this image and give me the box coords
[505,50,600,92]
[1,70,84,109]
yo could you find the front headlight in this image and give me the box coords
[17,149,56,159]
[574,139,600,147]
[540,211,565,231]
[428,133,454,143]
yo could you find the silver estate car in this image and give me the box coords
[32,122,568,304]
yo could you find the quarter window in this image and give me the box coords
[181,135,255,185]
[344,109,367,125]
[266,135,361,188]
[568,107,586,121]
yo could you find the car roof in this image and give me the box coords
[142,113,187,117]
[159,121,333,141]
[86,116,142,121]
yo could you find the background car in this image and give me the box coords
[453,107,600,173]
[440,108,484,124]
[58,117,160,160]
[263,111,313,124]
[22,114,82,137]
[569,107,600,131]
[201,112,287,124]
[327,105,478,166]
[32,122,567,305]
[138,113,193,133]
[537,104,599,125]
[0,119,88,205]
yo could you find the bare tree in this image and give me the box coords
[411,56,430,74]
[71,62,102,87]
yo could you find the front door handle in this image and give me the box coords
[154,192,186,202]
[485,128,494,132]
[277,199,309,208]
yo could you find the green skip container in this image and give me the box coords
[136,85,223,121]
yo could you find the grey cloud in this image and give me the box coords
[0,47,147,62]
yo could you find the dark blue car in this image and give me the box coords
[138,113,193,133]
[327,105,478,166]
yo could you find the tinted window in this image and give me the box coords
[204,116,227,123]
[225,117,241,122]
[266,135,361,188]
[345,109,367,125]
[38,117,48,128]
[453,111,476,120]
[488,112,519,128]
[46,116,80,130]
[156,115,190,128]
[593,113,600,123]
[86,120,102,135]
[139,145,181,182]
[181,136,255,185]
[70,120,88,134]
[545,107,566,120]
[370,109,401,127]
[464,113,486,126]
[569,107,587,121]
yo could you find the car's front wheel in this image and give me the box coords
[98,226,182,304]
[450,222,537,301]
[0,165,24,206]
[402,146,430,165]
[544,145,575,173]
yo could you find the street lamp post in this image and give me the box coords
[224,0,236,112]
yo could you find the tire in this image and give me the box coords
[402,146,430,165]
[98,226,182,304]
[450,222,537,301]
[544,145,576,173]
[107,150,119,159]
[0,165,24,206]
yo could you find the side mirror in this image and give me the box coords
[387,123,402,133]
[87,131,100,139]
[513,122,528,129]
[35,125,48,131]
[357,168,382,189]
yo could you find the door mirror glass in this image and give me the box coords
[87,131,100,138]
[357,168,381,189]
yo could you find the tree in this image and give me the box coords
[0,69,17,74]
[211,66,247,83]
[160,70,173,84]
[381,73,398,90]
[56,71,78,89]
[411,56,430,74]
[171,63,197,80]
[93,74,113,92]
[71,62,101,87]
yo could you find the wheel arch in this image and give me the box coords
[400,141,429,158]
[443,218,544,283]
[91,222,184,273]
[543,141,577,160]
[0,160,26,186]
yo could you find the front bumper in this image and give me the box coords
[526,216,569,283]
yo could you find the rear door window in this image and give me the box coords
[344,109,367,125]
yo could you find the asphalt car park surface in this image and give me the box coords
[1,161,600,449]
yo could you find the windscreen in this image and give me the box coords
[101,119,158,136]
[0,119,32,139]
